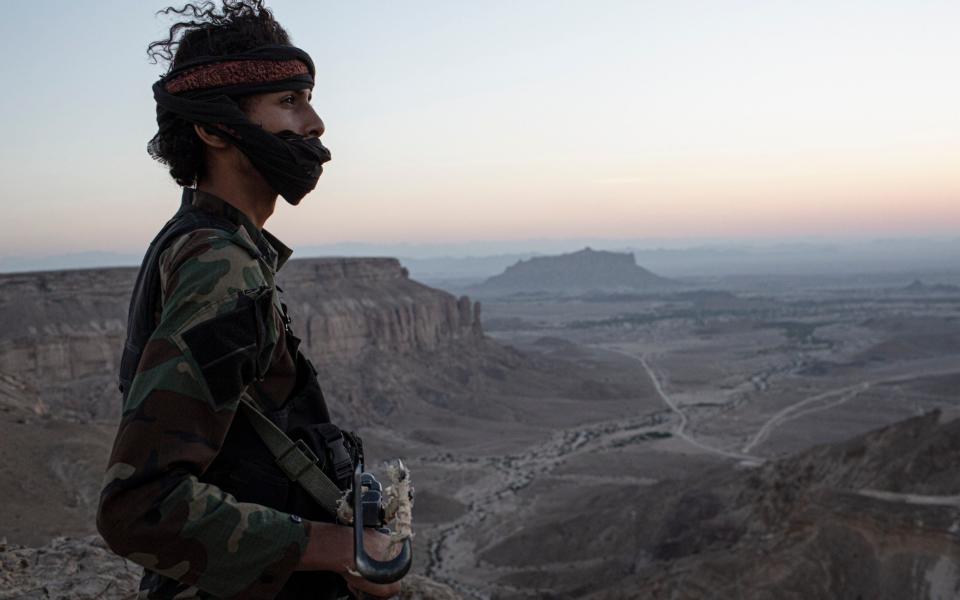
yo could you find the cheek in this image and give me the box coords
[244,101,296,134]
[257,110,298,134]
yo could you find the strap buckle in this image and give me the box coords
[328,438,354,483]
[315,425,354,484]
[278,438,320,480]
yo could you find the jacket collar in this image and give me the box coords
[184,188,293,270]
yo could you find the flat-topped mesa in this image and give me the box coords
[278,257,483,363]
[472,247,679,296]
[0,257,483,421]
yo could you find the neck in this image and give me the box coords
[197,166,277,229]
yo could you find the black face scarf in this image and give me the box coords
[150,45,331,205]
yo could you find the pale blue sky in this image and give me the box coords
[0,1,958,261]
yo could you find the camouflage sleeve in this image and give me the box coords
[97,229,309,599]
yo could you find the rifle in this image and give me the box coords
[349,461,413,584]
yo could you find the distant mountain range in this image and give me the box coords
[469,247,679,296]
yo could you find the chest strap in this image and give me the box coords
[239,394,345,517]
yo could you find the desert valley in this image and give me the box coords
[1,248,958,599]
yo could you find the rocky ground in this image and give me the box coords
[474,410,960,600]
[0,536,139,600]
[5,409,955,599]
[0,536,461,600]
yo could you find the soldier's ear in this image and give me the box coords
[194,124,230,149]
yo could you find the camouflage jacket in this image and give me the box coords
[98,191,321,599]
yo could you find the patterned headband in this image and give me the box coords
[164,58,311,94]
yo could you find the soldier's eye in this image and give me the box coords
[281,95,296,105]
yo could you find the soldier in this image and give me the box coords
[96,2,402,598]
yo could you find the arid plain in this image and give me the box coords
[366,268,960,598]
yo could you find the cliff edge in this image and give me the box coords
[0,257,483,423]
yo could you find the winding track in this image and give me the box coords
[419,348,762,598]
[741,382,871,453]
[636,354,760,463]
[741,363,960,454]
[417,347,960,596]
[855,490,960,507]
[600,346,763,461]
[618,347,960,458]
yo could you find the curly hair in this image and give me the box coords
[147,1,292,186]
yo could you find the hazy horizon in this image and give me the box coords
[3,234,959,281]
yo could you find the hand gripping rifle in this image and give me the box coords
[238,396,413,584]
[349,460,413,584]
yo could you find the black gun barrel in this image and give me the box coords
[352,464,412,584]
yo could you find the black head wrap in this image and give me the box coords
[150,44,331,205]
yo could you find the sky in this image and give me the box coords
[0,0,957,262]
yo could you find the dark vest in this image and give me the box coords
[121,189,347,599]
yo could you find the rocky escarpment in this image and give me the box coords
[279,257,481,364]
[0,268,130,422]
[0,257,489,546]
[0,257,482,423]
[470,247,679,297]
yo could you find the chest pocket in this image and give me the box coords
[181,286,275,408]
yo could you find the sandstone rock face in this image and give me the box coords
[278,258,481,365]
[0,258,486,592]
[0,268,133,422]
[0,258,482,422]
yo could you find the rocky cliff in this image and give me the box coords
[0,257,494,547]
[470,247,678,296]
[0,268,130,422]
[279,258,481,364]
[0,257,482,423]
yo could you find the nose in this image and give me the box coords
[305,105,325,138]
